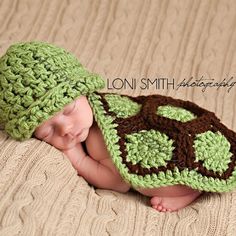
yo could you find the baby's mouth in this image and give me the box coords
[65,134,76,142]
[66,130,83,141]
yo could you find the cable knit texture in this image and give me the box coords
[2,41,235,192]
[1,0,236,236]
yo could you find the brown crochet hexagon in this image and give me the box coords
[98,92,236,181]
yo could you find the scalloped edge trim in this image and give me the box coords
[88,93,236,192]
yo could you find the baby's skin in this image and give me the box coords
[34,96,202,212]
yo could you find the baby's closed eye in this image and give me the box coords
[63,102,76,115]
[37,126,54,139]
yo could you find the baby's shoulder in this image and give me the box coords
[85,121,111,162]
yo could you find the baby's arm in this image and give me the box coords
[63,143,129,193]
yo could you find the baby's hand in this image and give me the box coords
[63,142,130,192]
[63,142,87,170]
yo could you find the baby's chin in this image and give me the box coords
[76,130,88,143]
[76,129,89,142]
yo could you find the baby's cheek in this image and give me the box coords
[84,107,93,126]
[34,132,46,141]
[51,137,74,150]
[49,136,62,147]
[40,135,59,147]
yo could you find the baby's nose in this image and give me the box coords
[57,122,74,136]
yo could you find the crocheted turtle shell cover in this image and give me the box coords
[87,92,236,193]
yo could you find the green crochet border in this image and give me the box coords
[88,93,236,192]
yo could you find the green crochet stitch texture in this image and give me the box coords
[88,92,236,192]
[0,41,105,140]
[125,130,174,168]
[157,105,197,122]
[194,131,233,174]
[104,94,141,118]
[1,41,236,193]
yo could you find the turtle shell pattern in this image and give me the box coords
[87,92,236,192]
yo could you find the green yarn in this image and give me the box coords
[88,92,236,192]
[157,105,197,122]
[194,131,233,174]
[104,94,141,118]
[125,130,174,168]
[0,41,105,140]
[1,42,236,193]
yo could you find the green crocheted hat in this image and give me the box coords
[0,41,105,141]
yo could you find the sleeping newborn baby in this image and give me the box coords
[33,95,202,213]
[1,41,236,213]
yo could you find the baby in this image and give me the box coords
[5,41,236,214]
[33,95,202,213]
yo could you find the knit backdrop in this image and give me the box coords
[0,0,236,236]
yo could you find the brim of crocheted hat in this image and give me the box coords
[4,70,105,141]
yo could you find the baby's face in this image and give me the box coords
[34,96,93,150]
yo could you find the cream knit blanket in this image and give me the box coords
[1,0,236,235]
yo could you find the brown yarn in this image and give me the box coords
[96,92,236,180]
